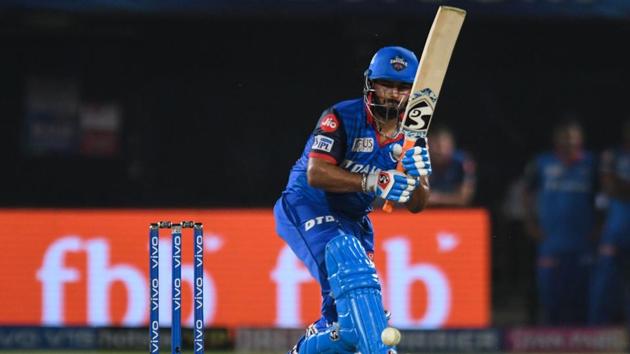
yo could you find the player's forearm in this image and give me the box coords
[406,176,430,213]
[307,158,363,193]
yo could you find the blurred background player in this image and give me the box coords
[590,118,630,325]
[523,119,597,325]
[273,46,432,354]
[427,125,476,207]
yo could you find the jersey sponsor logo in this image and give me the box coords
[390,56,408,71]
[312,135,334,153]
[304,215,336,231]
[341,160,381,174]
[319,114,339,133]
[352,138,374,153]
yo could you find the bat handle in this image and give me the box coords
[382,137,417,213]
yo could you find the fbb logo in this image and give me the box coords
[320,114,338,133]
[0,209,489,329]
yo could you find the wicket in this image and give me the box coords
[149,221,204,354]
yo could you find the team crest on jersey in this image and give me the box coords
[352,138,374,153]
[319,114,339,133]
[390,56,408,71]
[312,135,334,153]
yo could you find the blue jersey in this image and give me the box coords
[600,147,630,247]
[276,98,403,323]
[429,150,475,193]
[525,151,597,254]
[282,98,402,219]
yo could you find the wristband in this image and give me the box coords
[361,173,369,193]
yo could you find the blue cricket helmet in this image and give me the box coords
[364,46,418,84]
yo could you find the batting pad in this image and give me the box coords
[296,322,355,354]
[325,235,394,354]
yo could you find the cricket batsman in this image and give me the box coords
[273,46,432,354]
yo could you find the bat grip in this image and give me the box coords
[382,137,417,213]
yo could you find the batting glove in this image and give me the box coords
[391,140,432,177]
[363,170,418,203]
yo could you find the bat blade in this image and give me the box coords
[383,6,466,213]
[401,6,466,139]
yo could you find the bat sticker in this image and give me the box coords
[404,88,437,131]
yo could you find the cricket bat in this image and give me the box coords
[383,6,466,213]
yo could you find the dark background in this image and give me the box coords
[2,10,629,207]
[1,1,629,324]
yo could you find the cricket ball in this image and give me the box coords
[381,327,401,346]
